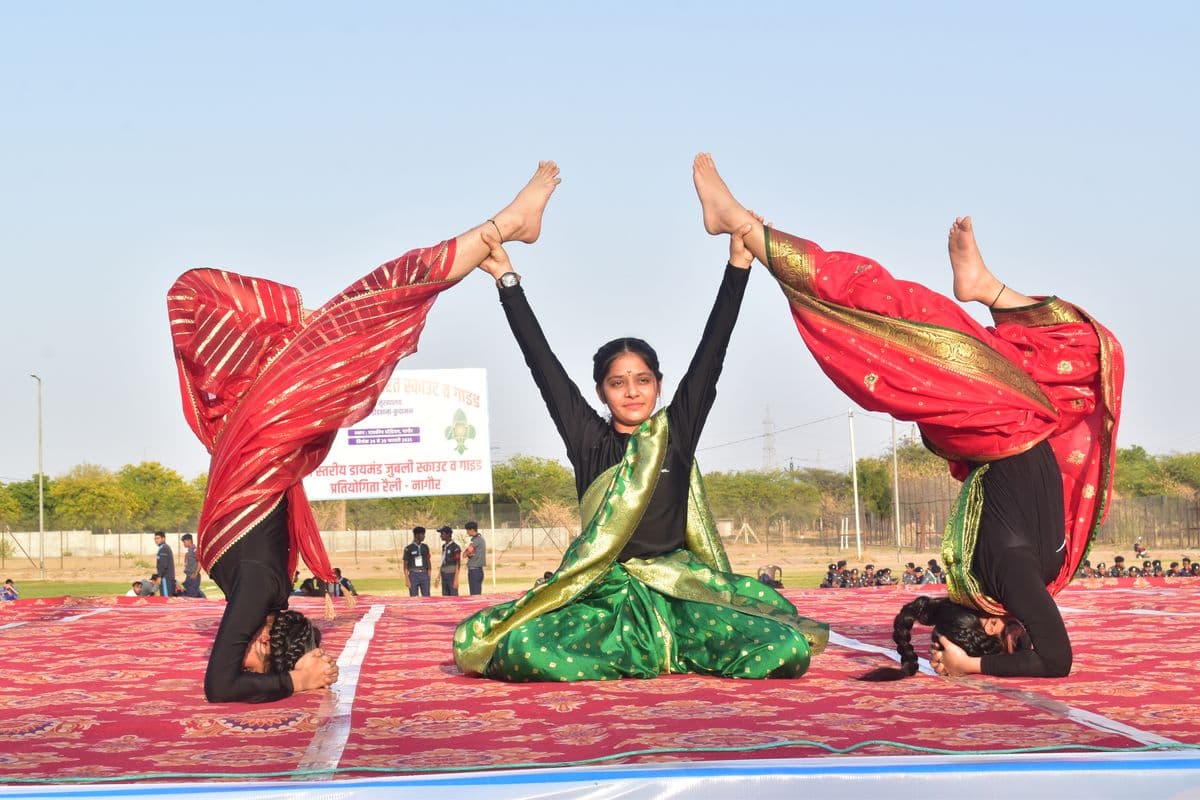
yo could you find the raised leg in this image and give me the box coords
[444,161,561,281]
[692,153,770,266]
[947,217,1036,309]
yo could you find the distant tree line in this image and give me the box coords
[0,462,207,533]
[1,443,1196,534]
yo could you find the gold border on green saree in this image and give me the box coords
[453,411,827,680]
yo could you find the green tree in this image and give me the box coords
[343,495,484,531]
[785,476,825,522]
[791,467,852,500]
[49,464,136,532]
[892,439,947,478]
[118,461,202,531]
[1159,452,1200,493]
[343,498,399,531]
[491,455,576,521]
[855,457,893,517]
[4,475,56,529]
[0,484,21,527]
[703,469,799,539]
[1114,445,1174,497]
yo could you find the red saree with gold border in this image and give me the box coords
[168,241,459,581]
[764,229,1124,614]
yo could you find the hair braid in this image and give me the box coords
[858,596,1002,681]
[267,610,321,674]
[859,596,928,681]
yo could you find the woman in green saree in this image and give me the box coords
[452,212,827,683]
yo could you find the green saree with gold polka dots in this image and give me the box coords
[453,411,828,681]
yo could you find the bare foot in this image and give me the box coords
[948,216,1002,304]
[693,153,754,235]
[490,161,561,244]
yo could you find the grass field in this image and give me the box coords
[2,540,942,601]
[2,569,833,600]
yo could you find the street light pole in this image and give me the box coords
[30,374,45,580]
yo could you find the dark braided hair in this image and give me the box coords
[267,610,321,674]
[592,338,663,387]
[859,596,1004,681]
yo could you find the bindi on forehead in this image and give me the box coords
[611,369,654,381]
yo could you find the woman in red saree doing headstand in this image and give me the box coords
[168,162,561,702]
[691,154,1123,679]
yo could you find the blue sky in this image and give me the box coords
[2,2,1197,484]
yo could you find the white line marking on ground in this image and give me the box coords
[61,608,114,623]
[296,603,385,776]
[1059,605,1200,617]
[828,629,936,675]
[827,627,1180,746]
[0,606,113,629]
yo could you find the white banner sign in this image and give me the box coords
[304,368,492,500]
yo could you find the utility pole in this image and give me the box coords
[847,409,861,559]
[762,406,776,470]
[892,418,902,563]
[30,373,45,580]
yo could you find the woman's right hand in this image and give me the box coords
[290,648,339,693]
[479,226,513,281]
[728,213,764,269]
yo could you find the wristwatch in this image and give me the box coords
[497,272,521,289]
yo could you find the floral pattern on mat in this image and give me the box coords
[0,583,1197,783]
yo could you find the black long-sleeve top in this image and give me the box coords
[204,497,295,703]
[499,264,749,561]
[156,543,176,589]
[974,440,1072,678]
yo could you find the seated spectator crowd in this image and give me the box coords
[819,558,948,588]
[293,567,359,598]
[1077,554,1197,579]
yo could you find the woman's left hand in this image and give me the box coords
[932,635,982,677]
[728,212,764,269]
[728,222,754,269]
[291,648,339,692]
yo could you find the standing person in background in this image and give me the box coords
[403,527,432,597]
[180,534,205,598]
[437,525,462,596]
[464,521,486,596]
[154,532,176,597]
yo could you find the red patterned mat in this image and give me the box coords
[1,580,1197,784]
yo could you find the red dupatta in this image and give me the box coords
[764,229,1124,613]
[168,241,459,580]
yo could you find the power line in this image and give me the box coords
[698,413,845,452]
[762,406,776,470]
[699,408,917,456]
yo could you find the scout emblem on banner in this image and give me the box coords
[304,368,493,500]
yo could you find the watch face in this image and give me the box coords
[500,272,520,287]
